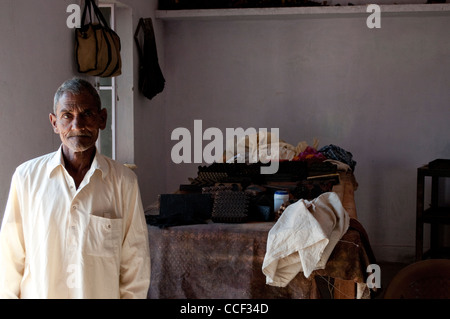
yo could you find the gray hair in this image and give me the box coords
[53,77,101,113]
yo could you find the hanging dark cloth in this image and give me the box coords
[134,18,165,100]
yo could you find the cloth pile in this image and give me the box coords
[319,144,357,172]
[221,132,356,173]
[262,192,350,287]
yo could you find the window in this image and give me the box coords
[96,4,116,159]
[94,1,134,165]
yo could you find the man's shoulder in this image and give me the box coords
[98,154,137,181]
[15,151,57,176]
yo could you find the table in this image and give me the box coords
[147,171,375,299]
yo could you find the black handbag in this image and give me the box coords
[75,0,122,77]
[134,18,165,100]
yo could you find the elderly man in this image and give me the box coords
[0,78,150,298]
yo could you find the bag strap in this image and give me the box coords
[91,0,113,30]
[80,0,93,28]
[134,18,158,61]
[134,18,145,61]
[80,0,112,30]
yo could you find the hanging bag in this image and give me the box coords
[134,18,165,100]
[75,0,122,77]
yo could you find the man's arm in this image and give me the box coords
[0,171,26,298]
[119,175,151,299]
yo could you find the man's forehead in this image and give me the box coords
[57,92,98,112]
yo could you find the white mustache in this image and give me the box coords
[67,132,93,138]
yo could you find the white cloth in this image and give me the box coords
[324,159,351,172]
[0,147,151,299]
[262,192,349,287]
[222,131,319,163]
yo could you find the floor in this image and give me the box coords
[375,261,410,298]
[315,261,410,299]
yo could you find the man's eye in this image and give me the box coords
[62,113,72,119]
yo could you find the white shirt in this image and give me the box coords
[0,147,150,299]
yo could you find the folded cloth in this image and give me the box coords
[262,192,349,287]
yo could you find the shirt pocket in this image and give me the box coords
[85,214,122,258]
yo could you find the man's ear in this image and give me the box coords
[99,108,108,130]
[49,113,59,134]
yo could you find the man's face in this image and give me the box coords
[49,91,107,154]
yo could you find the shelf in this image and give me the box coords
[423,207,450,225]
[418,162,450,178]
[423,247,450,259]
[416,159,450,261]
[155,3,450,20]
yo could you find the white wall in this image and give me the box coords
[160,10,450,262]
[0,0,76,222]
[126,0,167,208]
[112,0,167,207]
[0,0,166,221]
[1,0,449,264]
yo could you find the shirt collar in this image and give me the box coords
[48,145,109,179]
